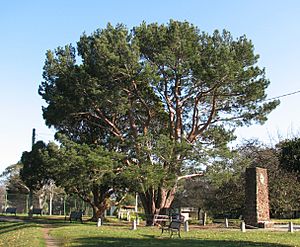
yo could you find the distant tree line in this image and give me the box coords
[173,138,300,219]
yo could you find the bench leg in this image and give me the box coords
[170,230,180,238]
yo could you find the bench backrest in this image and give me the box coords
[169,221,181,230]
[171,214,185,222]
[32,208,42,214]
[70,211,83,218]
[6,207,17,213]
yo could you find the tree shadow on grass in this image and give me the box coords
[71,236,293,247]
[0,217,72,235]
[0,222,41,235]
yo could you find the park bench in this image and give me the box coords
[161,220,182,238]
[156,214,185,238]
[154,214,170,227]
[30,208,43,216]
[5,207,17,216]
[69,211,83,223]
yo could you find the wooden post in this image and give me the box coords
[135,193,138,213]
[202,212,207,226]
[97,217,102,227]
[288,222,294,233]
[184,221,189,232]
[63,196,66,216]
[240,221,246,232]
[225,218,229,228]
[131,219,137,230]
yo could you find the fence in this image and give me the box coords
[0,192,93,216]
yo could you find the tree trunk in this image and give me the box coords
[139,186,176,226]
[90,199,109,222]
[89,185,111,221]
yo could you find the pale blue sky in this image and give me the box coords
[1,0,300,173]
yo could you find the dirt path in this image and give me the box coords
[42,225,60,247]
[0,217,61,246]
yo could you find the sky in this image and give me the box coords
[0,0,300,174]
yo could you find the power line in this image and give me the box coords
[264,90,300,102]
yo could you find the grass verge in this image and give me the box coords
[50,222,300,247]
[0,221,45,247]
[1,216,300,247]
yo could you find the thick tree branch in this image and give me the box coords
[188,92,218,143]
[174,75,183,141]
[160,67,175,139]
[131,80,152,134]
[177,172,204,181]
[197,93,218,135]
[94,108,124,139]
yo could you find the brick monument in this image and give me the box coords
[244,167,273,228]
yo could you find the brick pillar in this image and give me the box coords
[244,167,272,228]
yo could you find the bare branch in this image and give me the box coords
[177,172,204,181]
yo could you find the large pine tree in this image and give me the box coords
[39,21,279,225]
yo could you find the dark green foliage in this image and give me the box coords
[278,138,300,175]
[44,135,122,191]
[39,135,126,220]
[134,21,279,142]
[20,141,49,191]
[39,20,278,158]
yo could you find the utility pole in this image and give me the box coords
[32,128,36,147]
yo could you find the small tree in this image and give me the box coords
[20,141,51,213]
[40,135,126,221]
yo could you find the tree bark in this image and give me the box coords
[139,186,176,226]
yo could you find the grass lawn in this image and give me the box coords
[50,221,300,247]
[272,219,300,224]
[0,221,45,247]
[1,216,300,247]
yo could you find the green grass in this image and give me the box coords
[0,221,45,247]
[272,219,300,224]
[1,217,300,247]
[50,222,300,247]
